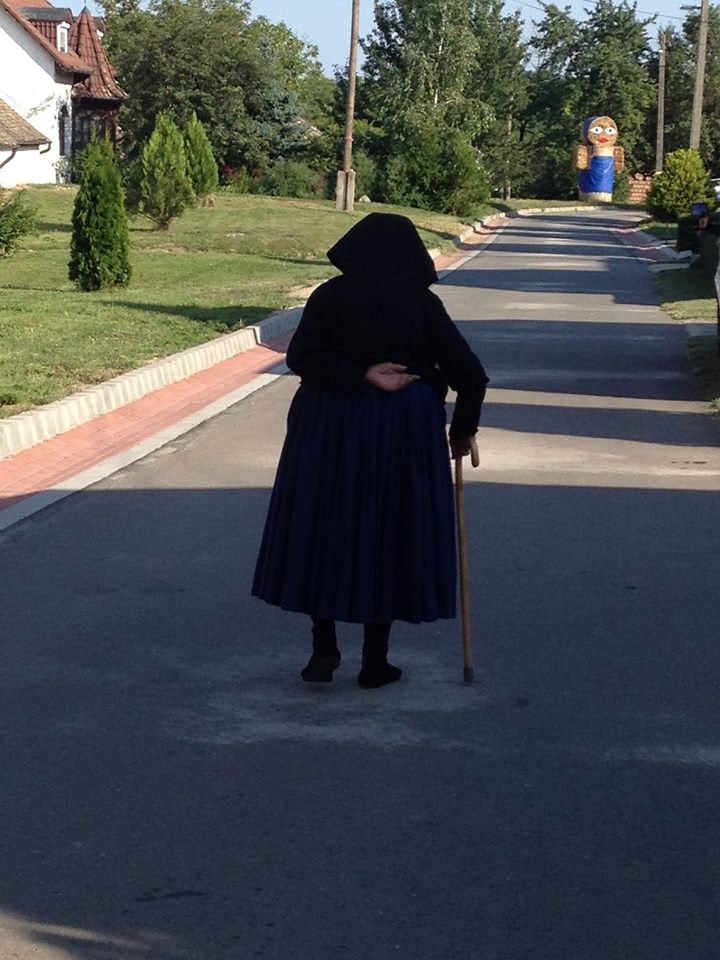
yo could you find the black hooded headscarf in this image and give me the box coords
[327,213,438,301]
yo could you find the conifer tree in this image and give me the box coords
[141,113,194,229]
[184,112,219,204]
[68,138,131,291]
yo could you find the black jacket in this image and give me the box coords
[286,213,489,439]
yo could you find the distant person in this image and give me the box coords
[252,213,489,688]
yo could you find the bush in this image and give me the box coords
[68,138,131,291]
[647,149,715,221]
[122,156,144,214]
[380,122,489,216]
[141,113,195,229]
[184,113,219,203]
[221,165,252,194]
[612,170,631,204]
[255,159,326,198]
[0,189,36,257]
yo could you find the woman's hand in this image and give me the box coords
[449,436,473,460]
[364,362,419,392]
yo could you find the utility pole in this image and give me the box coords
[336,0,360,212]
[687,0,710,150]
[655,30,666,171]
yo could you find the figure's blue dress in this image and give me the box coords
[579,154,614,195]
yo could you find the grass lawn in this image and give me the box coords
[0,187,479,418]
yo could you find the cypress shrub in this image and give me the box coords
[68,138,131,291]
[141,113,195,229]
[0,189,36,257]
[647,149,716,222]
[184,113,219,203]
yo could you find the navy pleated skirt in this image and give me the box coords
[252,381,456,624]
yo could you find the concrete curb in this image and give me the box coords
[0,307,303,460]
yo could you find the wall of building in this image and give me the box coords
[0,6,72,187]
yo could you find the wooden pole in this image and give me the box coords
[455,437,480,683]
[336,0,360,211]
[655,30,666,172]
[689,0,709,151]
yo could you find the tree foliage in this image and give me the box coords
[102,0,328,176]
[646,148,715,221]
[521,0,654,198]
[0,190,35,258]
[141,113,195,229]
[184,112,219,201]
[68,138,131,290]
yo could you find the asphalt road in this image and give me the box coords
[2,210,720,960]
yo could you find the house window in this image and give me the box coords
[58,105,69,156]
[57,23,69,52]
[73,112,93,154]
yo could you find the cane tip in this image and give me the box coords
[463,667,474,683]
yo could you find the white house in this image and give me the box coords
[0,0,125,188]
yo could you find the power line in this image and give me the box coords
[509,0,685,19]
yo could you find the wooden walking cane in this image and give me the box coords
[455,436,480,682]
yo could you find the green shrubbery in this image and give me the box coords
[184,112,219,204]
[612,170,631,204]
[141,113,195,229]
[647,149,715,221]
[254,158,326,198]
[68,138,131,290]
[380,121,490,217]
[0,189,36,257]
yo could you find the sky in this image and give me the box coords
[247,0,690,76]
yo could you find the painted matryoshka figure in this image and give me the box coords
[573,115,625,202]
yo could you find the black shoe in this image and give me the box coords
[301,651,341,682]
[357,662,402,689]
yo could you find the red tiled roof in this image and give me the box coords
[26,18,58,42]
[0,97,50,147]
[69,7,126,101]
[2,0,54,10]
[0,0,89,74]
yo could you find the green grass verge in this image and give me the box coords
[636,219,677,243]
[655,264,720,409]
[0,187,479,418]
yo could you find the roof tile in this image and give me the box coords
[0,97,50,147]
[69,7,126,101]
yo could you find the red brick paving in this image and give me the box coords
[0,335,291,511]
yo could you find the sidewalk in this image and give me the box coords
[0,219,505,531]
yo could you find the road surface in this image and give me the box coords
[2,210,719,960]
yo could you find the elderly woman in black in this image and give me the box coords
[252,213,488,688]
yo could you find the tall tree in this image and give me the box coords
[573,0,655,170]
[361,0,513,211]
[101,0,327,173]
[521,4,582,197]
[69,138,131,290]
[141,113,194,229]
[523,0,655,197]
[184,112,219,201]
[468,0,530,197]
